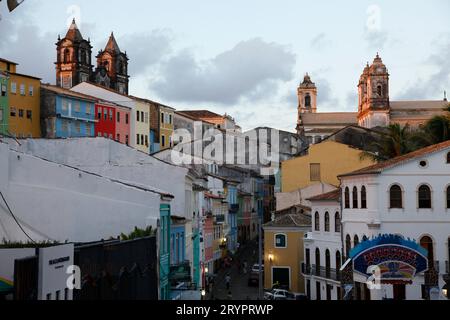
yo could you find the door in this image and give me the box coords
[272,267,290,290]
[316,281,321,300]
[326,284,332,300]
[393,284,406,300]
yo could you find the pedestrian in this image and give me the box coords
[225,274,231,290]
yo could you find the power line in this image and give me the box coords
[0,190,36,243]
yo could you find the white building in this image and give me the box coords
[0,140,171,243]
[339,140,450,300]
[303,189,343,300]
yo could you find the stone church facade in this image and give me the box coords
[55,19,129,95]
[297,54,448,144]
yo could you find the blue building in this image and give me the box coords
[40,84,96,138]
[227,183,239,253]
[170,221,186,265]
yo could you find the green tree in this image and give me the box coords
[120,226,155,240]
[360,123,416,162]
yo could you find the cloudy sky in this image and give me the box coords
[1,0,449,131]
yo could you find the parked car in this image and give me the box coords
[286,292,309,300]
[251,263,264,273]
[264,289,290,300]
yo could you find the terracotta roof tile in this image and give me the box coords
[307,188,341,201]
[41,84,98,101]
[301,112,358,125]
[339,140,450,178]
[264,213,311,228]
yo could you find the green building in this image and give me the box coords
[0,70,9,136]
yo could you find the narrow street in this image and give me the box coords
[210,240,261,300]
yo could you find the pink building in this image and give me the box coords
[115,105,131,145]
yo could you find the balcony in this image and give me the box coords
[302,263,341,282]
[169,261,192,286]
[214,214,225,223]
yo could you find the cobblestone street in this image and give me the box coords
[209,240,261,300]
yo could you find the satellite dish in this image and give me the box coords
[7,0,24,12]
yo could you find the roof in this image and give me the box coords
[64,19,85,42]
[204,192,225,200]
[41,84,98,101]
[73,81,132,100]
[307,189,341,201]
[104,32,121,52]
[175,111,215,124]
[301,112,358,125]
[10,72,41,81]
[177,110,223,120]
[339,140,450,178]
[0,58,18,65]
[390,100,448,110]
[129,95,175,110]
[207,173,241,184]
[264,213,311,228]
[275,204,311,213]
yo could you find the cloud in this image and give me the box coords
[0,3,56,83]
[150,38,296,105]
[315,77,339,109]
[363,4,388,50]
[345,91,358,111]
[396,35,450,100]
[310,33,331,50]
[118,30,173,77]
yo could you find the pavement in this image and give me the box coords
[209,240,261,300]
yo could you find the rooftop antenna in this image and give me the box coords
[444,90,447,102]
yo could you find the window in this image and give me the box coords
[11,82,16,94]
[345,235,351,258]
[305,94,311,107]
[145,112,149,124]
[74,102,80,113]
[389,185,403,208]
[354,235,359,247]
[315,248,320,272]
[377,85,382,96]
[161,112,164,123]
[141,134,144,145]
[275,234,286,248]
[324,212,330,232]
[447,186,450,209]
[26,110,32,119]
[10,107,16,117]
[125,114,129,124]
[361,186,367,209]
[116,134,120,141]
[104,108,107,120]
[64,48,70,63]
[145,135,148,147]
[169,114,172,124]
[314,212,320,231]
[352,187,358,208]
[335,251,341,273]
[0,109,3,122]
[1,84,6,96]
[418,185,432,209]
[161,135,166,147]
[62,120,68,132]
[74,122,81,134]
[137,110,140,122]
[344,187,350,209]
[125,135,129,145]
[117,111,120,123]
[136,134,140,145]
[141,111,144,122]
[335,212,341,233]
[20,84,25,96]
[97,107,102,119]
[86,105,91,115]
[19,109,24,118]
[109,109,113,121]
[310,163,321,181]
[325,249,331,276]
[420,236,434,263]
[29,85,34,96]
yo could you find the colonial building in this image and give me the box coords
[303,189,343,300]
[338,140,450,300]
[297,54,448,142]
[56,19,129,94]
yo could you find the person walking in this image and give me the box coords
[225,274,231,290]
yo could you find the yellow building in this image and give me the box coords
[159,105,174,150]
[263,213,311,293]
[130,97,151,153]
[281,140,375,193]
[0,59,41,138]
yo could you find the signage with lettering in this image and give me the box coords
[350,234,428,284]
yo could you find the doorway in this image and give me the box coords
[393,284,406,300]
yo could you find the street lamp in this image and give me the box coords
[442,284,448,299]
[268,254,274,263]
[205,267,209,274]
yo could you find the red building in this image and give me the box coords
[95,101,116,139]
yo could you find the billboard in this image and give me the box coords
[350,234,428,284]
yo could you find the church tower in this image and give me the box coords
[94,32,129,95]
[296,73,317,134]
[357,54,390,128]
[55,19,93,89]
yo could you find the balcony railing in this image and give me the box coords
[302,263,341,282]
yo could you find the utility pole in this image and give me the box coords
[258,215,263,300]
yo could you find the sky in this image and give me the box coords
[1,0,449,132]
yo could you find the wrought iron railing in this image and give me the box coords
[302,263,341,281]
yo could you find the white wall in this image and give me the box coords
[9,138,188,218]
[276,183,336,211]
[0,141,163,243]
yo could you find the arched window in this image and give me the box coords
[446,186,450,209]
[354,235,359,247]
[305,94,311,107]
[362,235,368,242]
[418,185,432,209]
[324,212,330,232]
[64,49,70,63]
[345,235,351,258]
[361,186,367,209]
[325,249,331,277]
[377,85,382,96]
[314,212,320,231]
[352,186,358,208]
[389,185,403,209]
[334,212,341,233]
[344,187,350,209]
[315,248,320,274]
[336,251,341,274]
[420,236,434,264]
